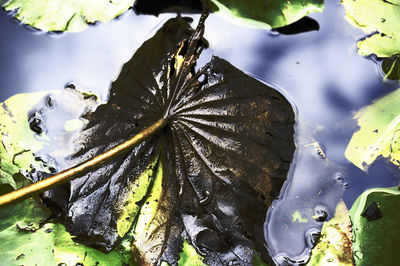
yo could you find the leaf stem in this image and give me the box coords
[0,117,168,208]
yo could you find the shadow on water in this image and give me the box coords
[1,0,400,264]
[344,157,400,205]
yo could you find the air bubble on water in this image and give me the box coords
[305,228,320,248]
[227,259,239,266]
[46,95,56,109]
[268,30,280,37]
[199,190,211,205]
[354,250,364,260]
[273,254,294,266]
[65,82,76,90]
[334,173,344,185]
[314,205,329,222]
[28,112,43,134]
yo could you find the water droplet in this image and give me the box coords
[46,95,56,109]
[16,254,25,260]
[228,259,240,266]
[314,205,329,222]
[199,190,211,205]
[28,113,43,134]
[49,166,57,173]
[273,254,298,266]
[305,228,320,248]
[269,30,280,37]
[65,83,76,90]
[354,250,364,260]
[334,174,344,185]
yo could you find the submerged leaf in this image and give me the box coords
[2,0,136,32]
[210,0,324,29]
[345,88,400,171]
[43,15,295,265]
[349,186,400,265]
[341,0,400,58]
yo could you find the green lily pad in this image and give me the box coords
[0,174,54,265]
[0,222,56,266]
[0,220,134,265]
[307,200,353,265]
[345,88,400,171]
[349,186,400,265]
[211,0,324,29]
[2,0,136,32]
[342,0,400,58]
[0,174,133,265]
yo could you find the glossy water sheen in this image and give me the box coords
[0,0,399,264]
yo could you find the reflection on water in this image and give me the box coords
[1,0,399,264]
[0,9,171,101]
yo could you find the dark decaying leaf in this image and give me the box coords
[46,14,295,265]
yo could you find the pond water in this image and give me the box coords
[1,0,399,264]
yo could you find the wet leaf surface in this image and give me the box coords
[2,0,136,32]
[345,88,400,171]
[349,186,400,265]
[44,15,296,265]
[341,0,400,58]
